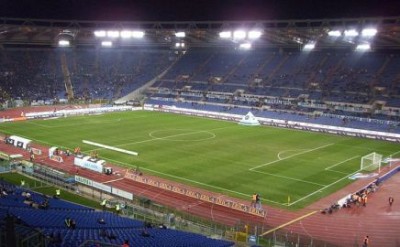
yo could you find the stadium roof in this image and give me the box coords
[0,16,400,49]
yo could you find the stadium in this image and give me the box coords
[0,7,400,247]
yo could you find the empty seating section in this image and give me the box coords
[0,181,233,247]
[147,48,400,133]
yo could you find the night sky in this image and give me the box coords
[1,0,400,21]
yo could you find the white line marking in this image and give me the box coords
[277,149,307,160]
[104,157,287,206]
[83,140,139,156]
[87,126,232,152]
[102,178,125,184]
[250,143,334,171]
[288,168,362,206]
[251,170,327,187]
[324,155,360,170]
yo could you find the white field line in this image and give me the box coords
[83,140,139,156]
[288,168,362,206]
[287,151,400,206]
[324,155,360,170]
[102,178,125,184]
[389,150,400,157]
[86,126,233,152]
[104,157,287,206]
[277,149,307,160]
[250,169,326,187]
[249,143,334,171]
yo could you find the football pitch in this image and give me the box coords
[1,110,399,209]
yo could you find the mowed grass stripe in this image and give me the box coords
[1,110,399,209]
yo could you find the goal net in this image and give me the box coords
[360,152,382,172]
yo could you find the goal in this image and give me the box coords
[360,152,382,172]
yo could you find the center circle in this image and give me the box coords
[149,129,216,142]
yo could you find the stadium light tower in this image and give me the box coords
[344,29,359,37]
[131,31,145,38]
[328,30,341,37]
[175,32,186,38]
[58,40,70,47]
[303,42,316,51]
[219,31,232,39]
[361,28,377,37]
[233,30,246,40]
[248,30,262,40]
[107,31,120,38]
[175,42,185,48]
[101,41,113,47]
[239,42,252,50]
[120,30,132,38]
[94,30,106,37]
[356,43,371,51]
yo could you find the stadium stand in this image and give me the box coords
[0,180,234,247]
[0,48,174,101]
[146,48,400,133]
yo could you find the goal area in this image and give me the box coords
[360,152,382,172]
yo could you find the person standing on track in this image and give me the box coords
[362,235,369,247]
[389,196,394,206]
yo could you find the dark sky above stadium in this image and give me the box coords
[1,0,400,21]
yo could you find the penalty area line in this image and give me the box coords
[324,155,359,171]
[250,143,334,171]
[288,168,362,206]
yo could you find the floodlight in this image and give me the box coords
[248,30,262,40]
[328,30,341,37]
[239,42,252,50]
[58,40,70,47]
[303,43,315,50]
[361,28,377,37]
[344,29,359,37]
[356,43,371,51]
[219,31,232,39]
[94,30,106,37]
[175,32,186,38]
[233,30,246,40]
[101,41,113,47]
[131,31,145,38]
[107,31,120,38]
[175,42,185,48]
[120,30,132,38]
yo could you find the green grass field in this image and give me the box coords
[1,110,399,209]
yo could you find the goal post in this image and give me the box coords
[360,152,382,172]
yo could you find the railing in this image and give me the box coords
[12,163,236,243]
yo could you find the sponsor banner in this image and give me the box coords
[74,156,104,173]
[112,187,133,200]
[50,155,64,163]
[74,175,93,186]
[124,171,266,217]
[20,160,34,168]
[44,167,65,177]
[92,181,112,193]
[30,147,42,155]
[148,106,400,142]
[0,151,9,160]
